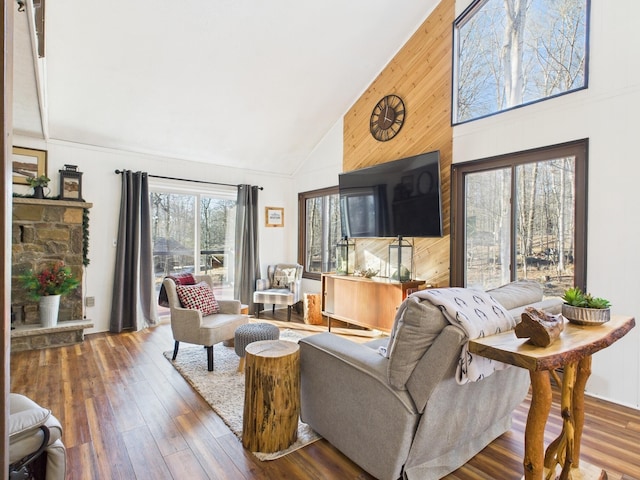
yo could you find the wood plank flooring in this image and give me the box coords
[10,310,640,480]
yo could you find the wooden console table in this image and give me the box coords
[469,315,635,480]
[321,274,425,332]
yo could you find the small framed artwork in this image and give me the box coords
[12,146,47,185]
[59,164,83,201]
[265,207,284,227]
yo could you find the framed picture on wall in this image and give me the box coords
[265,207,284,227]
[12,146,47,185]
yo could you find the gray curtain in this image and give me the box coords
[234,185,260,312]
[110,171,158,332]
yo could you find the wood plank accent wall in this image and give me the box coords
[343,0,454,287]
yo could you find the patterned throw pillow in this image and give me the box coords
[273,267,297,288]
[176,282,220,315]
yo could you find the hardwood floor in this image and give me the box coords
[10,310,640,480]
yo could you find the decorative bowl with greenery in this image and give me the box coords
[20,261,80,300]
[561,286,611,325]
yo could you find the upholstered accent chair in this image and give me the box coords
[299,280,563,480]
[163,274,248,371]
[253,263,303,321]
[9,393,66,480]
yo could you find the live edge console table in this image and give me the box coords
[469,315,635,480]
[321,274,425,332]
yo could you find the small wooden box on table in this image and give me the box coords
[242,340,300,453]
[469,315,635,480]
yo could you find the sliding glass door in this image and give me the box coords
[150,183,236,313]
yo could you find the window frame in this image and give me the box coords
[451,139,588,290]
[452,0,591,125]
[297,186,339,281]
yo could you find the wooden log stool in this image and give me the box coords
[242,340,300,453]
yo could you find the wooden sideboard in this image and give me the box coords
[321,274,425,332]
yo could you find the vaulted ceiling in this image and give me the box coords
[13,0,441,176]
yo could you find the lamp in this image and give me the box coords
[388,236,413,282]
[336,236,355,275]
[59,164,83,201]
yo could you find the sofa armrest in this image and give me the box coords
[256,278,270,291]
[300,332,416,412]
[170,306,203,331]
[217,299,241,314]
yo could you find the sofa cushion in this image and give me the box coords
[387,297,448,390]
[486,280,542,311]
[176,281,220,315]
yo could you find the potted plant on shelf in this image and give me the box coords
[20,261,80,327]
[27,174,51,199]
[561,286,611,325]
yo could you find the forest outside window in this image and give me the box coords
[451,140,588,296]
[298,187,341,280]
[453,0,590,124]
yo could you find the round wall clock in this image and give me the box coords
[369,94,405,142]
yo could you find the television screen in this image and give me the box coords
[339,150,442,238]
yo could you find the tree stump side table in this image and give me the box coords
[242,339,300,453]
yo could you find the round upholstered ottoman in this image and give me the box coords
[234,323,280,372]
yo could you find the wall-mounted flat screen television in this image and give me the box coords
[339,150,443,238]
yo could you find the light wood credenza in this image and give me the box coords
[321,274,425,332]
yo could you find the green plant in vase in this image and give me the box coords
[561,286,611,325]
[27,175,50,199]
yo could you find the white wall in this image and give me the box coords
[453,0,640,408]
[292,119,344,295]
[13,136,295,334]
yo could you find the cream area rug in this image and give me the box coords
[163,328,321,461]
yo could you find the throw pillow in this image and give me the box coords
[273,266,296,288]
[176,281,220,315]
[169,272,197,285]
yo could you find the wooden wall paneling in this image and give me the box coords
[343,0,454,286]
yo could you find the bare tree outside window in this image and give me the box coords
[454,0,589,123]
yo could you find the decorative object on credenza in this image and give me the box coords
[335,236,355,275]
[561,286,611,325]
[369,94,405,142]
[515,306,565,347]
[59,164,83,201]
[354,267,379,279]
[12,146,47,185]
[20,261,80,327]
[388,235,413,282]
[27,174,50,199]
[265,206,284,227]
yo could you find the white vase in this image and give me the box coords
[39,294,61,328]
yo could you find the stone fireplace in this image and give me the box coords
[11,197,93,350]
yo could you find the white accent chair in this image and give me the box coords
[253,264,303,321]
[9,393,66,480]
[163,275,248,371]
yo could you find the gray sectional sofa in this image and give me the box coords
[299,280,562,480]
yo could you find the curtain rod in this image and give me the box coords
[114,170,263,190]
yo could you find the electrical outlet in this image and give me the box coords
[85,296,95,307]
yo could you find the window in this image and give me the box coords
[451,140,587,296]
[150,182,237,311]
[298,187,341,280]
[453,0,589,124]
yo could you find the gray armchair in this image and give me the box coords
[163,275,248,371]
[300,281,562,480]
[253,263,303,321]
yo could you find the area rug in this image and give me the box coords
[163,328,321,460]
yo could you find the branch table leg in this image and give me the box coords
[524,370,552,480]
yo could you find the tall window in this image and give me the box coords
[451,140,587,296]
[150,182,237,308]
[453,0,589,124]
[298,187,341,280]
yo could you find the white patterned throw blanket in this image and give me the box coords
[412,288,516,384]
